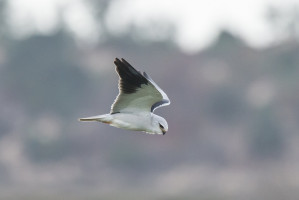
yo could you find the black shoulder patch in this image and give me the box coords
[151,99,170,112]
[114,58,148,94]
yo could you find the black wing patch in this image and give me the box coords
[114,58,148,94]
[151,99,170,112]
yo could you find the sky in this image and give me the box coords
[7,0,299,52]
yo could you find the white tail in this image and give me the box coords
[78,114,112,124]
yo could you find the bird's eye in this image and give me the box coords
[159,123,164,129]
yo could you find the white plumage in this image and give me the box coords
[79,58,170,135]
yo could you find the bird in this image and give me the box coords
[79,58,170,135]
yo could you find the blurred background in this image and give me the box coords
[0,0,299,199]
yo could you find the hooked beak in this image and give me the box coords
[162,129,166,135]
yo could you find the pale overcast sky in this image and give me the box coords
[7,0,299,52]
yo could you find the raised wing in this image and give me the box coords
[143,72,170,112]
[110,58,170,114]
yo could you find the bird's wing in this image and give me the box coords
[110,58,170,114]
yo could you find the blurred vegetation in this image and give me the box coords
[2,31,90,116]
[249,108,285,160]
[0,0,299,199]
[0,0,7,42]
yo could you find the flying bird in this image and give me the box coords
[79,58,170,135]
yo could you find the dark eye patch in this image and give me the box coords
[159,123,164,129]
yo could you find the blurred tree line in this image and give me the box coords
[0,0,298,171]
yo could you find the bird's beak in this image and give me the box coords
[162,129,166,135]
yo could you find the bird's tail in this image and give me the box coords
[78,114,112,124]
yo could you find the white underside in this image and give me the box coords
[109,113,158,134]
[80,112,162,134]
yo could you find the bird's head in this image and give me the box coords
[152,115,168,135]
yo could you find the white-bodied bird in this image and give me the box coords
[79,58,170,135]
